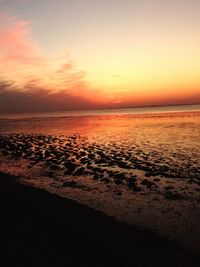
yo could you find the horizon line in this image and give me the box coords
[0,102,200,117]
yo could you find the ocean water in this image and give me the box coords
[0,104,200,251]
[0,103,199,120]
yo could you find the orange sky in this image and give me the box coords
[0,0,200,113]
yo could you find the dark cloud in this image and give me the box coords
[1,79,199,114]
[0,80,96,114]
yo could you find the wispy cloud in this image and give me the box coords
[0,14,42,71]
[0,11,102,113]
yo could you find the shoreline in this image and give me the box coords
[0,171,199,267]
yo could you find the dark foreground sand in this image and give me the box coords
[0,172,199,267]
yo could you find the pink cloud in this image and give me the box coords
[0,14,42,68]
[0,13,88,88]
[0,12,102,112]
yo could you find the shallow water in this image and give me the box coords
[0,106,200,251]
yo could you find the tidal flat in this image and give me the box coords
[0,109,200,259]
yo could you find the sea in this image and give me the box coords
[0,104,200,251]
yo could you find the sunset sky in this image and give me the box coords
[0,0,200,113]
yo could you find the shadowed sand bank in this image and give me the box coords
[0,172,199,267]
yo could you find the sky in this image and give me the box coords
[0,0,200,113]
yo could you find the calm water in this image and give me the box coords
[0,104,200,251]
[0,104,199,120]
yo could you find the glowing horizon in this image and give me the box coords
[0,0,200,113]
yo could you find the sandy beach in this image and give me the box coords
[0,171,199,267]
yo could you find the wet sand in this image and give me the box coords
[0,128,200,252]
[0,171,199,267]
